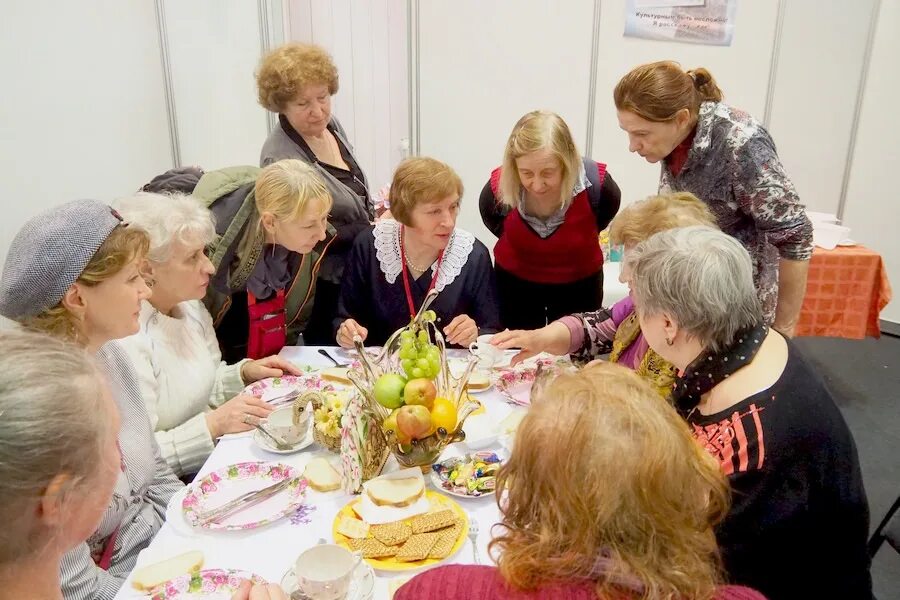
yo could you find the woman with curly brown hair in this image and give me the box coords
[257,42,373,344]
[395,363,764,600]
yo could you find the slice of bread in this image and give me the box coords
[366,477,425,507]
[466,372,491,390]
[304,457,341,492]
[320,367,351,385]
[131,550,204,591]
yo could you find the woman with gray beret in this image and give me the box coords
[0,199,184,600]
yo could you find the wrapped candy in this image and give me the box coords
[432,452,502,497]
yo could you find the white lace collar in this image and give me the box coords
[373,220,476,293]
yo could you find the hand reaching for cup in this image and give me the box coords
[490,322,572,366]
[205,394,274,439]
[337,318,368,349]
[231,581,288,600]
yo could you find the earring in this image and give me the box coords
[665,336,674,346]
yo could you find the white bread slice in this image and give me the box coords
[321,367,351,385]
[336,516,370,539]
[366,477,425,507]
[304,457,341,492]
[466,372,491,390]
[131,550,204,591]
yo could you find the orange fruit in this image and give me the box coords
[430,397,457,432]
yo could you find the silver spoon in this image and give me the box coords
[468,517,481,565]
[251,422,293,451]
[317,348,347,367]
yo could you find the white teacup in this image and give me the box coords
[265,405,310,445]
[294,543,361,600]
[469,334,504,368]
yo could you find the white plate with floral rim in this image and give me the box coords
[493,357,570,406]
[243,368,351,404]
[280,561,375,600]
[182,462,307,531]
[148,568,265,599]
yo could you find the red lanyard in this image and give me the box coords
[399,225,444,319]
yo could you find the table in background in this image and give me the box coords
[113,346,513,600]
[796,245,893,339]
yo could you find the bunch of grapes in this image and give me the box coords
[398,327,440,380]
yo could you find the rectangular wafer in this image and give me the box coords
[371,521,412,546]
[336,516,370,539]
[348,538,398,558]
[428,522,462,559]
[395,532,441,562]
[410,508,456,533]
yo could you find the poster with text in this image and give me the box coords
[625,0,738,46]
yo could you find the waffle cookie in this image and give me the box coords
[371,521,412,546]
[349,537,398,559]
[336,516,370,539]
[410,509,457,534]
[395,532,441,562]
[428,522,463,559]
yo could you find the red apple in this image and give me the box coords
[403,378,437,410]
[396,404,433,440]
[382,408,411,444]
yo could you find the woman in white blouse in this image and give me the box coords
[117,192,301,477]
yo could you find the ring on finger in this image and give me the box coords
[242,414,256,426]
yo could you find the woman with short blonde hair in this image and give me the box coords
[397,362,764,600]
[336,157,500,348]
[480,110,621,330]
[627,226,871,597]
[614,61,812,336]
[257,42,373,344]
[0,199,183,599]
[179,159,334,361]
[493,192,715,397]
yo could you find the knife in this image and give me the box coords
[195,477,298,526]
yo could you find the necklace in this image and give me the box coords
[401,233,437,273]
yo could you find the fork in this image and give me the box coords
[468,517,481,565]
[266,388,302,406]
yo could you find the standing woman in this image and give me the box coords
[192,159,333,363]
[257,43,374,344]
[480,110,621,330]
[0,200,183,599]
[614,61,813,335]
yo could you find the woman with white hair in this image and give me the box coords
[626,225,871,599]
[116,193,301,477]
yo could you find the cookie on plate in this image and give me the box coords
[349,538,398,559]
[371,521,412,546]
[410,509,456,534]
[395,532,441,562]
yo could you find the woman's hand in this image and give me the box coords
[443,314,478,346]
[490,322,572,366]
[231,581,288,600]
[205,394,274,439]
[337,319,368,349]
[240,355,302,384]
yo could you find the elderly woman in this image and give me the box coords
[257,43,374,344]
[0,330,122,600]
[492,192,715,397]
[615,61,813,335]
[479,110,621,330]
[116,193,303,477]
[627,226,871,598]
[397,362,764,600]
[0,200,183,599]
[336,157,500,348]
[171,159,335,362]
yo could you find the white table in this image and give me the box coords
[114,346,516,600]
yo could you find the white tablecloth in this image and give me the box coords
[114,346,516,600]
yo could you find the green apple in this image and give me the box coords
[374,373,407,409]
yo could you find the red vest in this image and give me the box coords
[491,164,605,284]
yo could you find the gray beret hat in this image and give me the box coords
[0,199,124,320]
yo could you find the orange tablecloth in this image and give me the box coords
[796,245,893,339]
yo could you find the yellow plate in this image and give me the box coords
[332,490,469,571]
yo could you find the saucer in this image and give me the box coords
[281,561,374,600]
[253,425,314,454]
